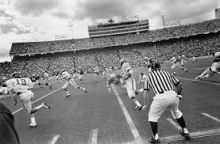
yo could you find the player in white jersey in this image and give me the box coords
[41,71,52,89]
[194,52,220,80]
[0,78,50,127]
[60,70,87,97]
[76,67,84,81]
[170,55,188,75]
[120,59,143,110]
[138,72,148,84]
[93,66,102,78]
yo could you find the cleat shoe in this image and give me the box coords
[135,90,139,95]
[29,123,38,128]
[149,137,160,144]
[43,102,51,109]
[194,76,202,81]
[135,106,143,111]
[66,94,71,97]
[142,105,147,110]
[180,130,191,140]
[83,88,87,93]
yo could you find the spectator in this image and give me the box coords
[0,102,20,144]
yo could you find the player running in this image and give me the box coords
[93,66,102,78]
[30,73,41,86]
[194,52,220,80]
[120,59,143,110]
[144,57,155,72]
[0,75,50,127]
[76,67,85,81]
[170,55,188,75]
[60,70,87,97]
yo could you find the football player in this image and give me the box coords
[138,72,148,84]
[77,67,84,81]
[60,70,87,97]
[170,55,188,75]
[0,77,50,127]
[144,57,155,72]
[194,52,220,80]
[42,71,52,89]
[120,59,143,110]
[30,73,41,87]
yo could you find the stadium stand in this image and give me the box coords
[0,18,219,79]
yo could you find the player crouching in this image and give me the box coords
[194,52,220,80]
[60,70,87,97]
[0,76,50,127]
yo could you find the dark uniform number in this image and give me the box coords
[16,79,26,85]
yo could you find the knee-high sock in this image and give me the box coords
[150,121,158,138]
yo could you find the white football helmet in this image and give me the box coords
[214,52,220,57]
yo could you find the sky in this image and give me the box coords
[0,0,220,62]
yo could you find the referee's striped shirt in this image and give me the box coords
[144,70,180,94]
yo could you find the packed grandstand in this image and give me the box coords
[0,18,220,81]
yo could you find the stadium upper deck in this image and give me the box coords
[88,19,149,37]
[9,19,220,57]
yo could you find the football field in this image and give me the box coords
[2,57,220,144]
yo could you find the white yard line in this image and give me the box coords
[12,88,61,115]
[88,129,99,144]
[177,77,220,86]
[201,113,220,123]
[48,134,60,144]
[163,66,206,70]
[160,127,220,143]
[166,118,181,130]
[111,85,145,144]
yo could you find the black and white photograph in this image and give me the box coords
[0,0,220,143]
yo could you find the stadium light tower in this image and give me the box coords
[161,10,166,28]
[68,18,74,38]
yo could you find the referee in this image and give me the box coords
[143,61,190,143]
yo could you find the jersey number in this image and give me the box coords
[16,79,26,85]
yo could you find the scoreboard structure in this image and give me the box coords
[215,8,220,19]
[88,17,149,38]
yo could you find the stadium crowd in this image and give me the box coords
[0,19,219,80]
[10,19,220,55]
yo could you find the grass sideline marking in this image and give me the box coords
[88,129,99,144]
[48,134,60,144]
[166,118,181,130]
[159,127,220,143]
[111,85,145,144]
[12,88,61,115]
[201,113,220,123]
